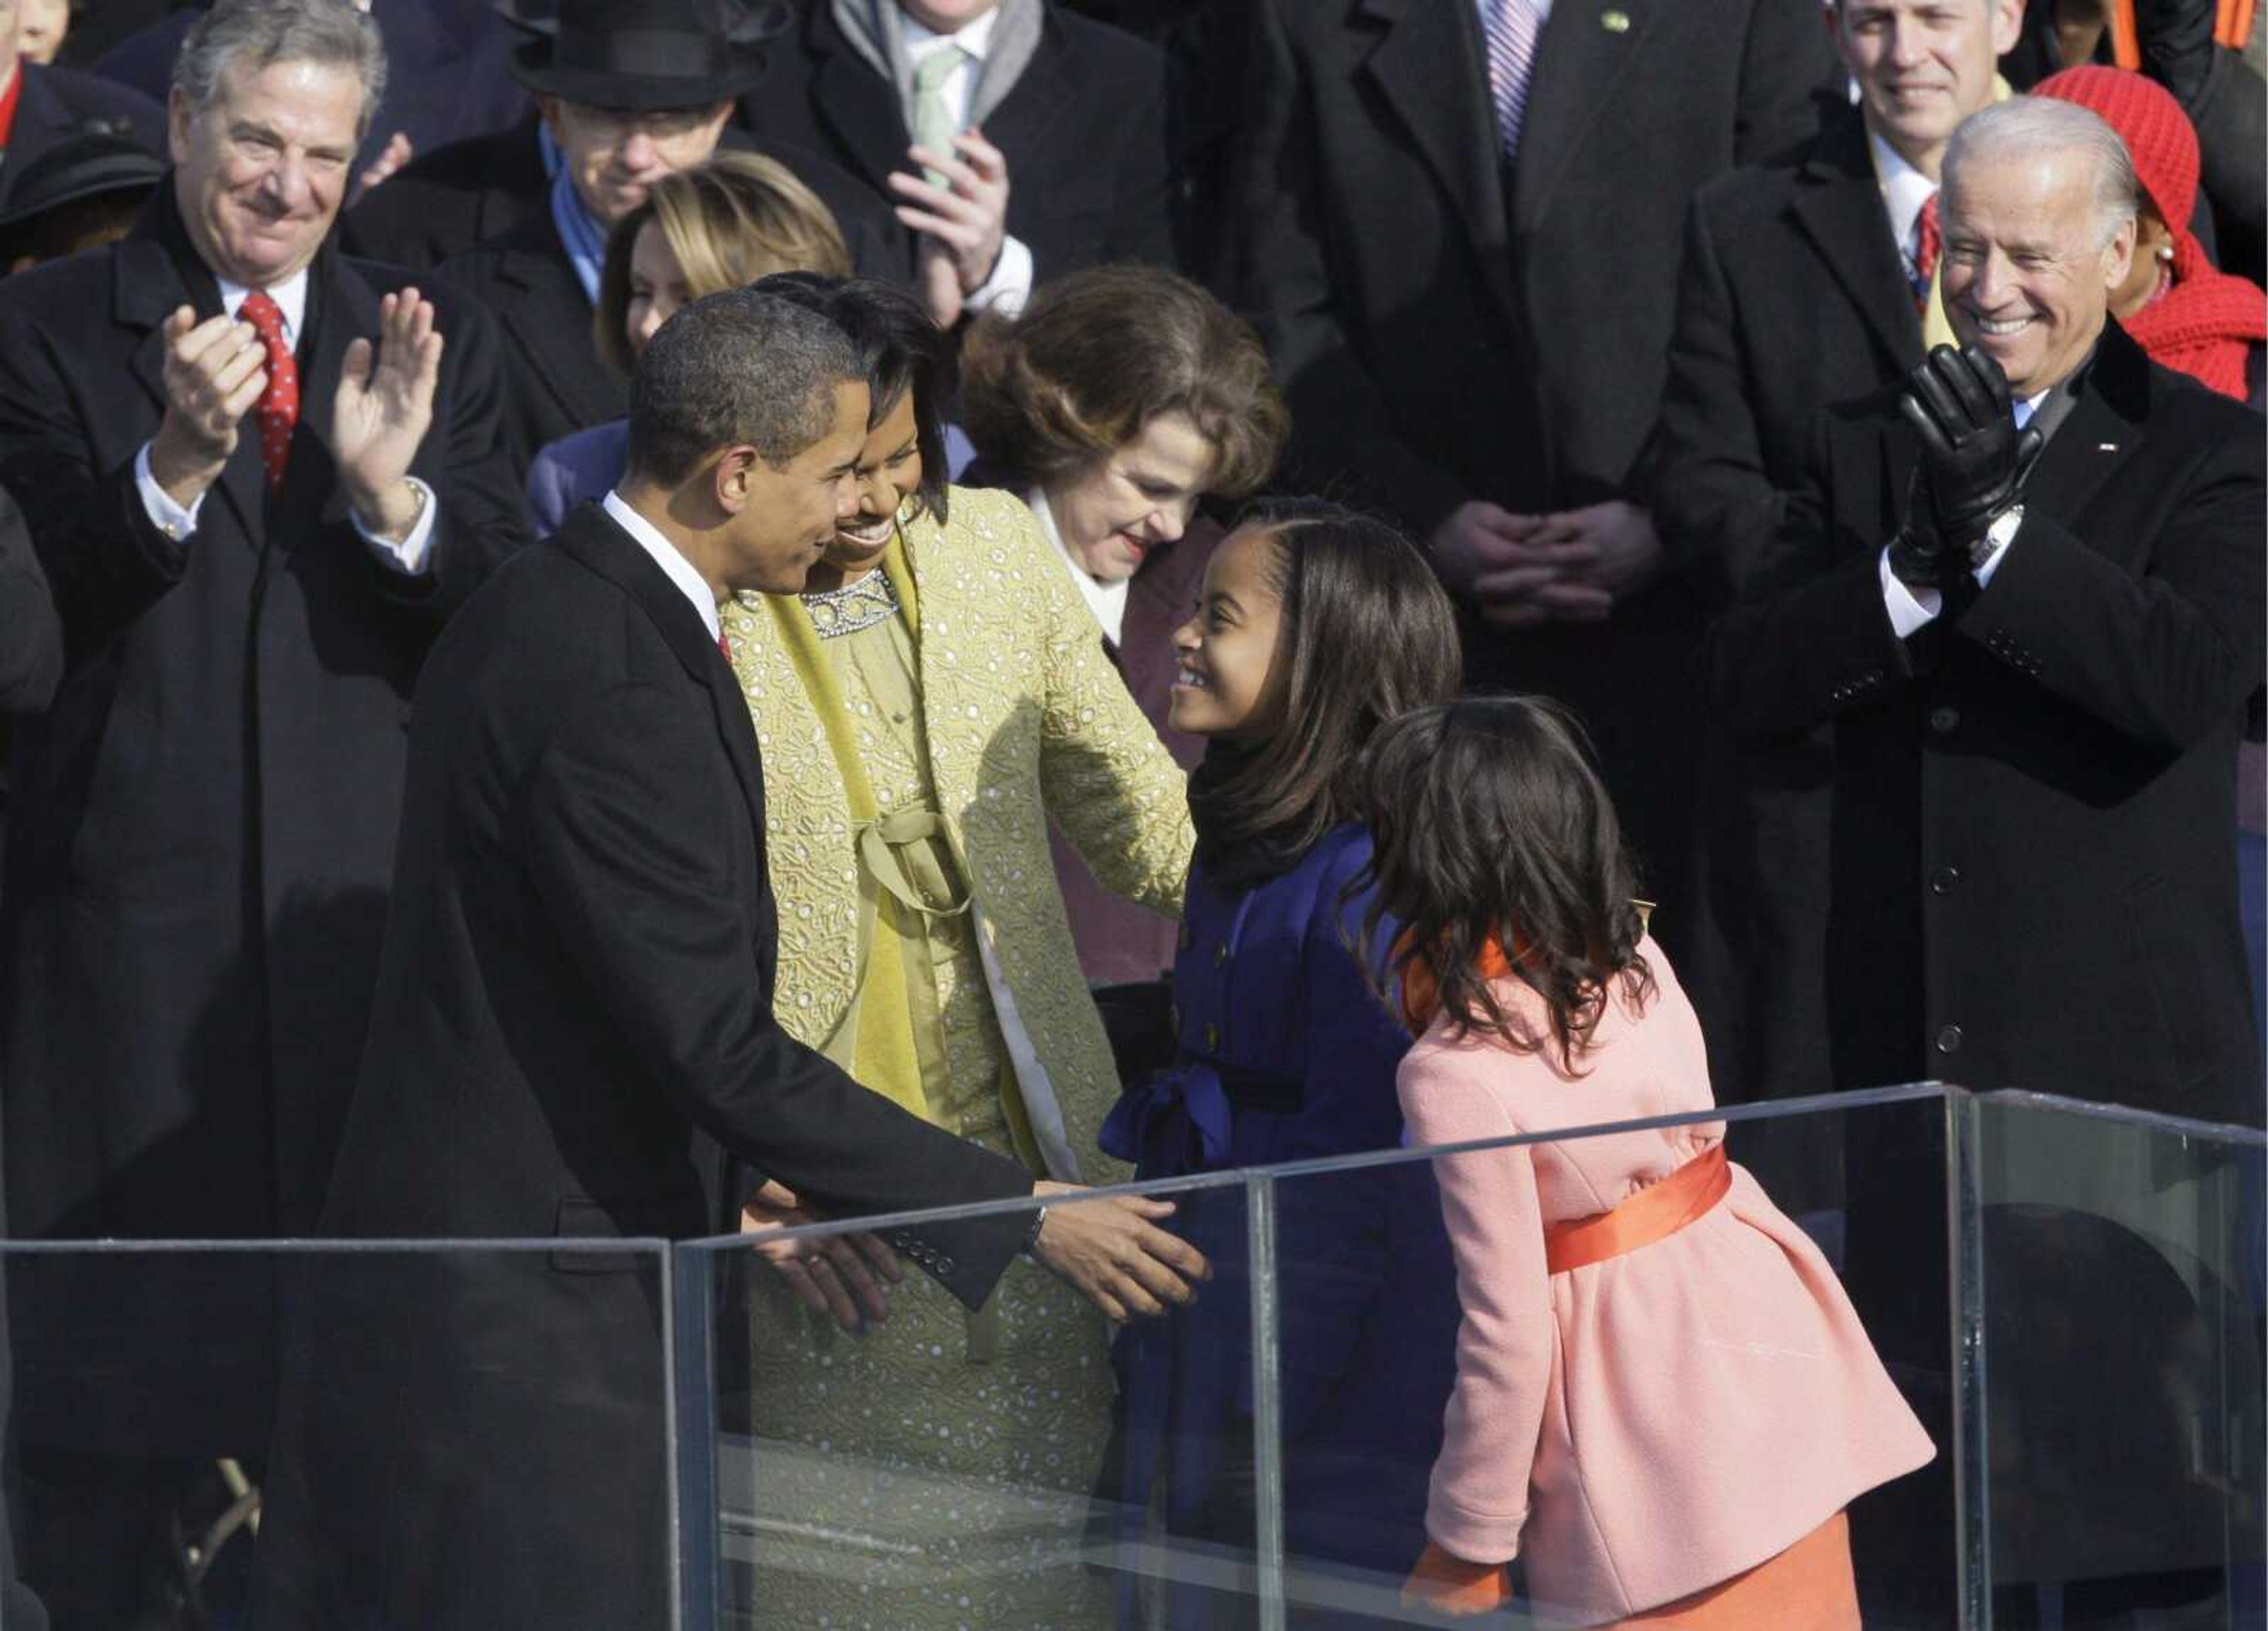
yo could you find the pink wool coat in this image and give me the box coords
[1397,940,1934,1629]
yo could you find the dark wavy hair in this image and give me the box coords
[1189,497,1461,880]
[750,270,952,524]
[1355,696,1655,1072]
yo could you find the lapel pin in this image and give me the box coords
[1601,8,1631,30]
[2097,442,2118,452]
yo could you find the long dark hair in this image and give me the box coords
[1188,497,1461,887]
[1355,697,1655,1072]
[751,270,953,523]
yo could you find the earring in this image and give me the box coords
[2156,244,2175,263]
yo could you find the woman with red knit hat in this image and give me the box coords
[2036,64,2267,404]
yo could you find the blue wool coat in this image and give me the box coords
[1101,824,1459,1629]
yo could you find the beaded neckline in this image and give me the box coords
[801,568,901,639]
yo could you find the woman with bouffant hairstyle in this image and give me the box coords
[1370,697,1932,1628]
[959,265,1289,1073]
[524,152,852,534]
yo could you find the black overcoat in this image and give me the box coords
[1649,111,1927,1106]
[0,486,57,717]
[435,205,623,482]
[736,0,1176,283]
[0,182,529,1447]
[1230,0,1834,925]
[1711,324,2266,1126]
[249,501,1032,1627]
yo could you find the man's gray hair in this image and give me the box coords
[173,0,388,143]
[1943,96,2142,250]
[627,288,863,487]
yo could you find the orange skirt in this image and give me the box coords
[1604,1511,1858,1630]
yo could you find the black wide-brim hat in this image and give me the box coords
[0,124,165,233]
[499,0,787,112]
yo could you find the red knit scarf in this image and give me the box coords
[2126,238,2268,402]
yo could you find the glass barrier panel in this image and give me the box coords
[1967,1094,2266,1631]
[1,1239,672,1629]
[680,1178,1251,1631]
[1252,1088,1960,1629]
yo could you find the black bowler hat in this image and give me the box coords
[501,0,786,112]
[0,124,164,233]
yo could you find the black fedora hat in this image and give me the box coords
[0,124,165,233]
[503,0,786,111]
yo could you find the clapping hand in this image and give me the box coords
[1889,344,2042,588]
[888,129,1012,330]
[333,288,443,540]
[741,1179,905,1334]
[1028,1181,1210,1323]
[146,306,268,507]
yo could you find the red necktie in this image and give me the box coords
[1911,194,1941,314]
[716,632,731,662]
[238,289,299,492]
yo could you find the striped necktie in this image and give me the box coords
[1482,0,1543,162]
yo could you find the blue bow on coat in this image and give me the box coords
[1099,1062,1234,1176]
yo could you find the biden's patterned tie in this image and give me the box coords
[239,288,298,493]
[1483,0,1543,162]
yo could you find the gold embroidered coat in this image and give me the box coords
[721,485,1193,1179]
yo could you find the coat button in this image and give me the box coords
[1930,706,1960,733]
[1935,1024,1963,1054]
[1204,1022,1220,1052]
[1930,866,1960,895]
[1213,941,1228,968]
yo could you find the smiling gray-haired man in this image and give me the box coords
[1712,94,2265,1126]
[0,0,527,1615]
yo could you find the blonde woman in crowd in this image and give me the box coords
[522,150,852,535]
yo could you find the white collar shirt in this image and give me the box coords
[604,488,722,645]
[901,6,1001,130]
[1868,127,1939,270]
[1028,487,1130,647]
[216,268,310,345]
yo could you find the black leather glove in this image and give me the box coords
[1888,345,2044,590]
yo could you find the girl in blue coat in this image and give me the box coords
[1101,498,1465,1628]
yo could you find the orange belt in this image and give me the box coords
[1544,1144,1731,1276]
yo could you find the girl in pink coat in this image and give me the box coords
[1362,697,1933,1630]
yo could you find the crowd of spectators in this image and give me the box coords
[0,0,2259,1625]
